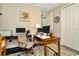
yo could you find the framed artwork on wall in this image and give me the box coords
[19,11,30,22]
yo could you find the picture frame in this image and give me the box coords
[19,11,30,22]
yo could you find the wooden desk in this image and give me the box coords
[34,35,60,56]
[34,35,50,45]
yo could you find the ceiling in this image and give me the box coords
[33,3,61,12]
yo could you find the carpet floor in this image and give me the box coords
[7,45,79,56]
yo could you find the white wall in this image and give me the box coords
[1,3,41,35]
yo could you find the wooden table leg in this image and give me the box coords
[44,45,47,56]
[58,39,60,56]
[0,51,2,56]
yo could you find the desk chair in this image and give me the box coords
[17,33,34,56]
[26,30,33,42]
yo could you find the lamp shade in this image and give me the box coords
[36,24,41,28]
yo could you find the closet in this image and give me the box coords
[61,4,79,51]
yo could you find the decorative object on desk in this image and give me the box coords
[19,11,30,22]
[50,32,56,37]
[54,16,60,23]
[52,32,56,37]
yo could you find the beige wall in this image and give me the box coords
[48,5,62,37]
[48,4,66,36]
[52,7,61,37]
[47,12,54,32]
[0,4,2,29]
[1,3,41,35]
[41,10,48,26]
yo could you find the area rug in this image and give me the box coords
[7,45,79,56]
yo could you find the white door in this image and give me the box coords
[61,4,79,51]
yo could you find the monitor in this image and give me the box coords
[43,26,50,34]
[16,28,25,33]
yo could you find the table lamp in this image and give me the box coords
[35,24,41,34]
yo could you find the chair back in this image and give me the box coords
[17,33,27,43]
[26,30,33,42]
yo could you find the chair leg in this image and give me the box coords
[53,53,56,56]
[25,47,34,54]
[18,47,34,56]
[31,47,34,54]
[31,52,34,54]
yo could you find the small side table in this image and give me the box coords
[0,35,6,56]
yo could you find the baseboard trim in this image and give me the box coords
[61,45,79,55]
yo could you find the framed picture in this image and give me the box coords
[19,11,30,21]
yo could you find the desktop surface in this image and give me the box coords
[36,35,50,39]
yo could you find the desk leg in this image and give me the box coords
[58,39,60,56]
[44,45,47,56]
